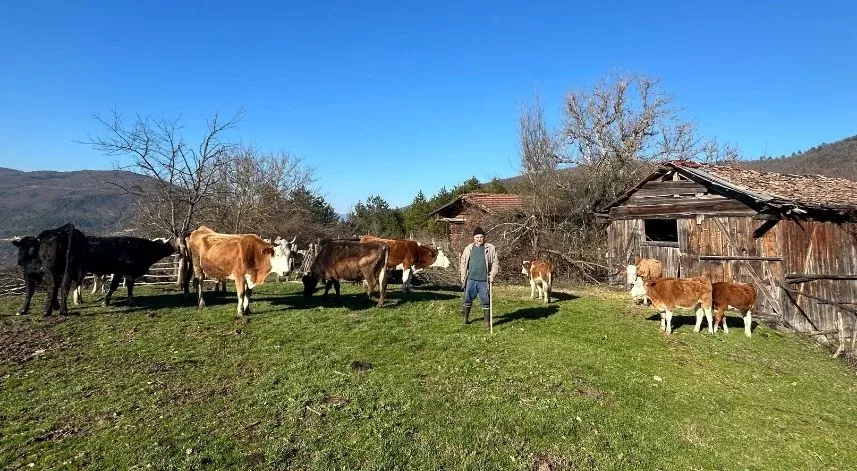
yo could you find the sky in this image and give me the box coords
[1,1,856,213]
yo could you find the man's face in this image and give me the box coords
[473,234,485,246]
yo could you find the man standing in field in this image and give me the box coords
[460,226,499,327]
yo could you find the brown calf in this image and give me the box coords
[521,260,554,303]
[642,277,713,334]
[712,282,756,337]
[626,258,664,305]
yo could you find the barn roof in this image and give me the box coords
[429,192,524,218]
[603,160,857,219]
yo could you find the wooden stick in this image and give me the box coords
[489,281,494,335]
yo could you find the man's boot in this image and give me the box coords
[462,305,471,324]
[483,307,491,328]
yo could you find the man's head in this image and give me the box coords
[472,226,485,246]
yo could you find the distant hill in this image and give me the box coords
[742,134,857,177]
[0,167,147,264]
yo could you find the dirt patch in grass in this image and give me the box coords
[0,319,72,363]
[33,422,87,443]
[350,360,373,373]
[531,452,564,471]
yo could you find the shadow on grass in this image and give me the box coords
[644,312,758,334]
[494,305,560,326]
[550,291,580,302]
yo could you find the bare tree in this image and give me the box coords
[206,145,316,235]
[84,109,242,288]
[516,72,740,281]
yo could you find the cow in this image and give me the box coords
[641,276,714,335]
[12,223,87,316]
[67,236,177,306]
[73,237,175,304]
[627,258,664,305]
[186,226,295,316]
[359,235,450,292]
[521,260,554,304]
[302,240,388,307]
[712,282,757,337]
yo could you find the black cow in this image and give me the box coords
[12,223,86,316]
[302,240,389,307]
[75,236,176,306]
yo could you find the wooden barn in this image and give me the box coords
[602,160,857,335]
[429,192,524,249]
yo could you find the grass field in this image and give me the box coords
[1,281,856,470]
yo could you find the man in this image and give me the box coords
[459,226,499,327]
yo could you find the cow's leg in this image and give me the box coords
[401,268,411,293]
[125,276,135,305]
[705,306,714,333]
[18,279,36,315]
[536,282,544,302]
[529,278,536,299]
[43,274,58,316]
[693,305,704,333]
[323,280,334,301]
[196,276,206,308]
[719,308,729,334]
[664,309,673,334]
[244,286,253,315]
[545,278,552,304]
[332,280,342,306]
[73,284,83,306]
[659,311,666,332]
[376,267,387,308]
[234,275,247,316]
[103,275,122,307]
[743,309,752,337]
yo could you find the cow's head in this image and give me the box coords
[429,247,451,269]
[12,236,42,274]
[630,276,648,305]
[270,238,297,277]
[521,260,532,276]
[625,264,638,288]
[302,274,319,300]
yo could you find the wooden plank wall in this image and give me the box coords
[607,219,680,278]
[609,180,757,219]
[778,220,857,332]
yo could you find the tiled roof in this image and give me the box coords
[461,193,524,212]
[672,161,857,211]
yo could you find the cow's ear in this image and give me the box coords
[11,238,21,247]
[262,247,275,256]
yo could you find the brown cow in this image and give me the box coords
[712,282,756,337]
[302,240,389,307]
[642,277,713,334]
[359,235,450,292]
[186,226,294,316]
[521,260,554,304]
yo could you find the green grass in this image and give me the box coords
[1,282,856,470]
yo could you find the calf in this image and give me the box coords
[302,240,388,307]
[712,282,756,337]
[642,277,713,334]
[626,258,664,305]
[359,235,450,292]
[521,260,553,303]
[12,223,87,316]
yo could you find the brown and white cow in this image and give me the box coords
[626,258,664,305]
[521,260,553,304]
[359,235,450,292]
[712,282,756,337]
[186,226,294,316]
[302,240,389,307]
[642,276,713,334]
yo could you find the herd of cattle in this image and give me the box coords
[9,223,758,336]
[625,258,758,337]
[9,223,453,317]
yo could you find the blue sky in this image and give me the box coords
[1,1,856,213]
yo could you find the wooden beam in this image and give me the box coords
[785,274,857,283]
[610,199,757,218]
[699,255,783,261]
[712,217,787,320]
